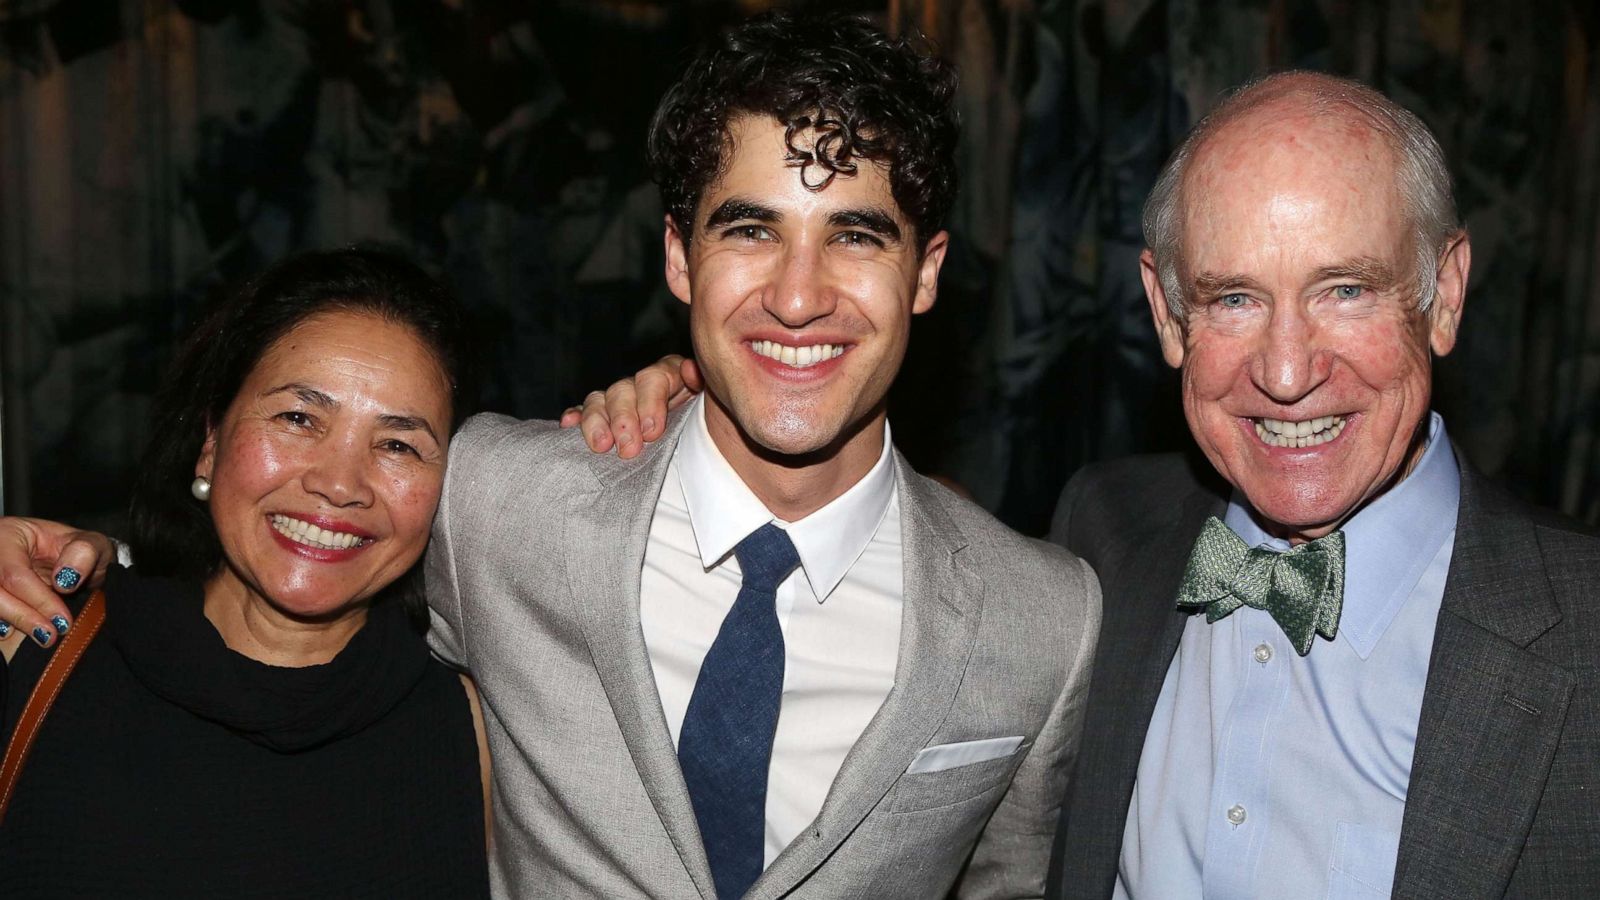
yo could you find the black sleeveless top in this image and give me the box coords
[0,567,488,898]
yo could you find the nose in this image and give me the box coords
[1251,302,1332,403]
[301,439,374,509]
[763,242,837,327]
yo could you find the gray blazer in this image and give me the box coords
[426,410,1101,899]
[1044,452,1600,899]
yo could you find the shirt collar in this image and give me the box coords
[675,396,898,602]
[1224,411,1460,659]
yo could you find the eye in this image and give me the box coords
[833,231,885,249]
[379,438,419,457]
[1332,284,1364,300]
[276,410,313,427]
[1217,293,1249,309]
[725,224,774,242]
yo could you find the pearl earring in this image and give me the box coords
[190,476,212,501]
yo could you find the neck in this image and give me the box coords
[202,571,367,667]
[703,396,887,522]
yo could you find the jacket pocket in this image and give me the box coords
[888,742,1027,814]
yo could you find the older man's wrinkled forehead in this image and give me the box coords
[1189,94,1403,208]
[1177,93,1411,262]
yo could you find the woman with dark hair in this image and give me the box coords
[0,248,490,898]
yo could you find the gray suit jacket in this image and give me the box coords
[1044,452,1600,899]
[426,410,1101,899]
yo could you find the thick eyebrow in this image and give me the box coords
[1310,257,1400,287]
[267,383,337,408]
[1191,272,1268,297]
[828,207,902,242]
[704,198,781,229]
[265,383,439,442]
[377,414,440,443]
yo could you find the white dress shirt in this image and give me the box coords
[639,397,904,866]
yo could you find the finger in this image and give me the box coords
[578,391,616,453]
[633,361,682,441]
[0,564,69,648]
[603,380,643,458]
[558,406,583,429]
[52,535,113,594]
[681,357,705,394]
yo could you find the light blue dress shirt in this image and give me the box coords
[1115,413,1460,899]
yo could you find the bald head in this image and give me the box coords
[1144,71,1459,319]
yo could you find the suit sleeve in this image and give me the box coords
[424,420,476,670]
[954,554,1103,900]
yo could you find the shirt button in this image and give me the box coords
[1226,804,1247,825]
[1253,643,1273,663]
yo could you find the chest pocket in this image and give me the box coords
[1327,823,1399,900]
[888,742,1027,814]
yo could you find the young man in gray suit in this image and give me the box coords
[0,13,1099,899]
[418,15,1098,899]
[584,71,1600,899]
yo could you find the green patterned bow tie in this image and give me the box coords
[1176,516,1346,656]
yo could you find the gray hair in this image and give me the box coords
[1143,71,1459,318]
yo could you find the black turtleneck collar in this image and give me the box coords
[106,566,431,753]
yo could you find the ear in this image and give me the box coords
[1427,231,1470,357]
[911,230,951,315]
[664,215,692,306]
[195,421,219,481]
[1142,248,1187,368]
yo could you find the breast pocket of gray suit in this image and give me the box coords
[887,742,1028,815]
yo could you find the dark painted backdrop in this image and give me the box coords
[2,0,1596,535]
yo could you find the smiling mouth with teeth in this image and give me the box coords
[1253,415,1348,449]
[748,340,846,369]
[270,514,369,551]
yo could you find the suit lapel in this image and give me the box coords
[1393,464,1575,897]
[562,412,718,899]
[751,459,980,899]
[1065,482,1221,891]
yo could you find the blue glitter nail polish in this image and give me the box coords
[0,620,11,638]
[31,626,52,647]
[51,615,70,636]
[55,567,82,591]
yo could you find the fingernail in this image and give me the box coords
[0,620,11,638]
[55,567,81,591]
[51,615,70,636]
[31,626,52,647]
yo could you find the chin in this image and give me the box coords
[266,586,369,623]
[740,408,846,456]
[1242,484,1361,537]
[746,425,836,457]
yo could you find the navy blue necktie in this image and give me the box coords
[678,523,801,900]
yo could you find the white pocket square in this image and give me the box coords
[906,736,1025,774]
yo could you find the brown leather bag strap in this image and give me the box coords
[0,589,107,825]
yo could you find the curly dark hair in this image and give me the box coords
[647,12,959,248]
[127,248,479,629]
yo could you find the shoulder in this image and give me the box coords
[1058,452,1216,514]
[448,413,573,473]
[1519,500,1600,620]
[443,412,606,498]
[903,468,1098,612]
[1457,468,1600,655]
[1049,452,1224,556]
[1460,465,1600,582]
